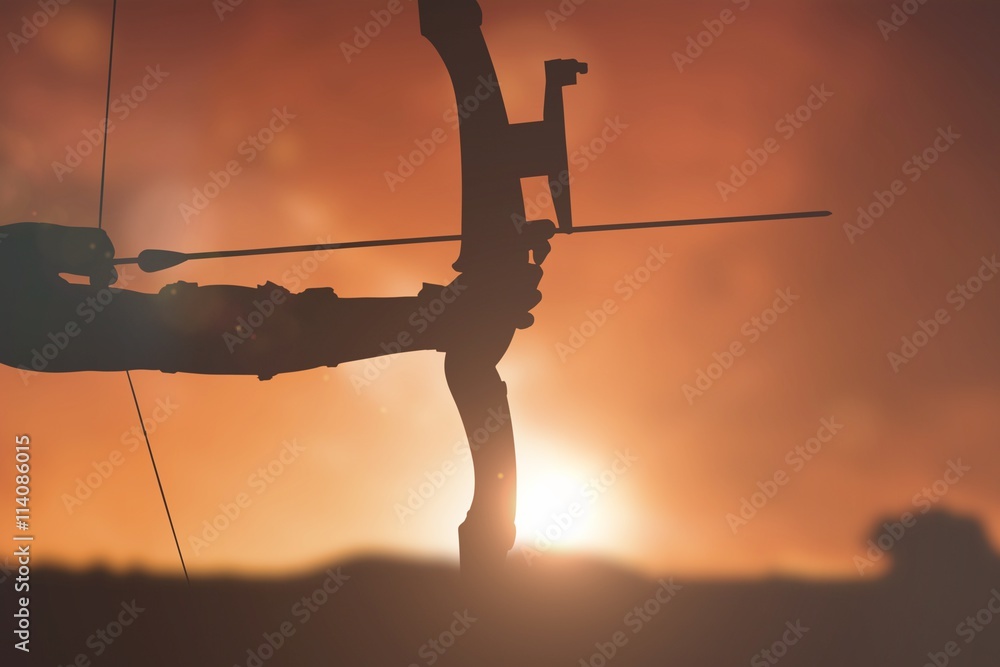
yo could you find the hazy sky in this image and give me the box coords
[2,0,998,579]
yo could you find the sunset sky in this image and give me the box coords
[2,0,998,580]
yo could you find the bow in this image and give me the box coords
[10,0,830,586]
[418,0,584,580]
[415,0,827,580]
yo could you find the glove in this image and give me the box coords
[0,222,118,288]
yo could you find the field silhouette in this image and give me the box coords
[6,510,1000,666]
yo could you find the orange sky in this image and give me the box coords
[2,0,998,579]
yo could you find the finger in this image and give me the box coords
[514,313,534,330]
[36,225,116,277]
[532,240,552,265]
[89,265,119,288]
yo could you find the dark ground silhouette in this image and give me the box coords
[5,510,999,666]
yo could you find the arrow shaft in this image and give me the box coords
[566,210,830,235]
[113,210,830,269]
[189,232,467,260]
[112,233,464,267]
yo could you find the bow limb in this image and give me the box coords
[444,341,518,579]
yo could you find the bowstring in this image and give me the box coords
[98,0,190,586]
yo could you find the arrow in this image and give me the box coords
[114,210,831,273]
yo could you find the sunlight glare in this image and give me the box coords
[515,462,598,553]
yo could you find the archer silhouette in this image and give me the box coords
[1,0,568,586]
[0,221,544,379]
[0,216,547,589]
[1,0,828,585]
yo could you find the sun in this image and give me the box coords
[509,437,642,562]
[514,466,596,553]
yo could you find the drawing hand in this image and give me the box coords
[0,222,118,288]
